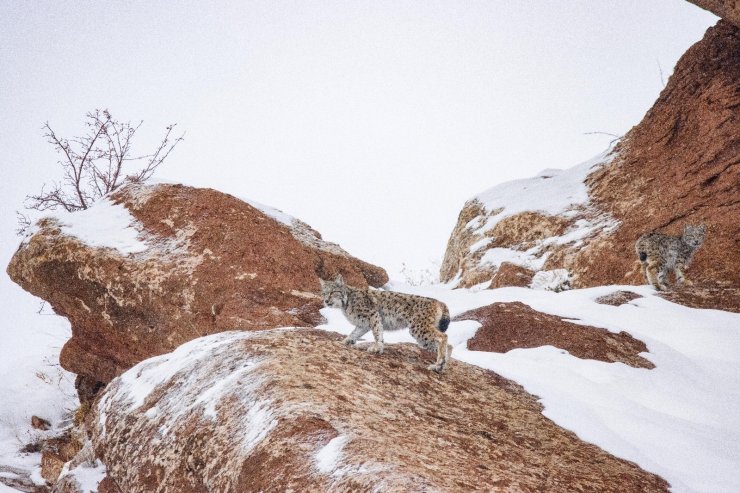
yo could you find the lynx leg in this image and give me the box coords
[674,262,692,287]
[640,262,649,285]
[427,330,449,373]
[366,314,384,354]
[343,325,370,346]
[656,266,669,291]
[646,262,664,290]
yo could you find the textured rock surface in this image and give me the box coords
[458,302,654,369]
[441,21,739,311]
[81,329,667,493]
[581,20,740,293]
[7,183,388,389]
[594,290,643,306]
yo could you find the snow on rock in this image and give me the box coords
[440,148,617,289]
[7,182,388,393]
[338,283,739,493]
[83,327,666,492]
[55,459,107,493]
[530,269,571,291]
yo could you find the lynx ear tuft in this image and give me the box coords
[335,274,345,285]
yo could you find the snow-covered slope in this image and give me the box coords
[319,283,740,493]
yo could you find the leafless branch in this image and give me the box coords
[22,109,184,224]
[15,211,32,236]
[657,59,666,88]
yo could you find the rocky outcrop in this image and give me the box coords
[457,302,654,369]
[441,20,739,312]
[7,183,388,392]
[68,329,667,492]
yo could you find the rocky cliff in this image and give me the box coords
[7,183,388,399]
[441,20,739,311]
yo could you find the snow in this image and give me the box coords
[0,291,76,489]
[100,330,278,453]
[473,148,614,221]
[59,459,107,493]
[464,148,619,275]
[50,199,148,254]
[529,269,571,291]
[315,435,348,474]
[241,197,295,227]
[317,282,740,493]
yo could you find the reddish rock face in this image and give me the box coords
[458,301,654,369]
[580,20,740,295]
[6,183,388,390]
[82,329,667,492]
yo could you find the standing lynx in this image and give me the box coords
[320,275,452,372]
[635,224,706,291]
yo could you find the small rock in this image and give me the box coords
[31,415,51,430]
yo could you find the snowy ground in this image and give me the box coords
[0,290,77,491]
[318,282,740,493]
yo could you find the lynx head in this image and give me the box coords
[682,224,706,248]
[319,274,347,308]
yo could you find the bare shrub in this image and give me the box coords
[25,109,184,214]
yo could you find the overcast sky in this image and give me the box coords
[0,1,717,281]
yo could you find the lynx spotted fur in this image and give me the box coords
[635,224,706,291]
[320,275,452,372]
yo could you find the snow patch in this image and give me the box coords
[474,148,614,221]
[315,435,348,474]
[530,269,571,292]
[53,199,148,254]
[59,459,107,493]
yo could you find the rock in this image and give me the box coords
[658,286,740,312]
[84,329,668,492]
[41,435,82,484]
[687,0,740,27]
[7,183,388,388]
[490,262,535,288]
[441,20,740,312]
[595,291,643,306]
[31,416,51,431]
[458,302,654,369]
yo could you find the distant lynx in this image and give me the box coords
[635,224,706,291]
[320,275,452,372]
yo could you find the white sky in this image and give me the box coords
[0,0,717,279]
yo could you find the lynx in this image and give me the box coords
[635,224,706,291]
[320,275,452,372]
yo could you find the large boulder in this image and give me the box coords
[7,183,388,392]
[68,329,667,492]
[441,20,740,311]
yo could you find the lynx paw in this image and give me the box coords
[342,337,356,346]
[427,363,443,373]
[367,343,384,354]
